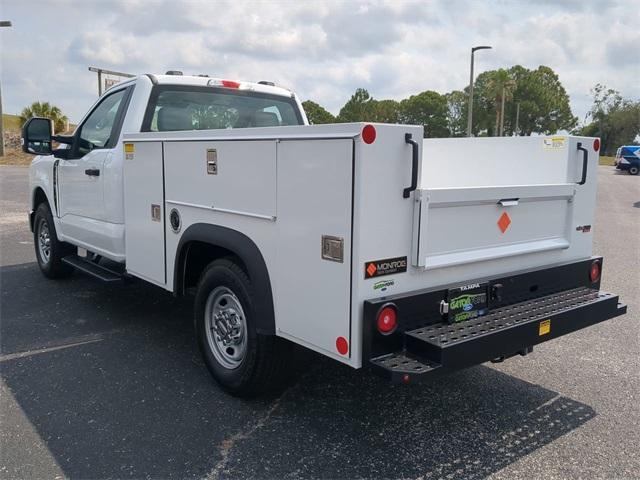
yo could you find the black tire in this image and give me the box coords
[194,258,292,397]
[629,166,639,175]
[33,202,75,278]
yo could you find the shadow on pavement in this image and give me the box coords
[1,263,595,479]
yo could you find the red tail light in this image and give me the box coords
[362,124,376,144]
[221,80,241,88]
[377,304,397,335]
[589,260,601,283]
[593,138,600,152]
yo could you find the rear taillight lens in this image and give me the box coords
[593,138,600,152]
[377,304,397,335]
[362,124,377,144]
[589,260,601,283]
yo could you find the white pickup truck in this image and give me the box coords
[22,73,626,396]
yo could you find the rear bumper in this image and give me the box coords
[365,258,627,383]
[371,288,626,383]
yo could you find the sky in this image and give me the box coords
[1,0,638,124]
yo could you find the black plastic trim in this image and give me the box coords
[174,223,276,335]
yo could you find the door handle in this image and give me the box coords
[403,133,419,199]
[85,168,100,177]
[576,142,588,185]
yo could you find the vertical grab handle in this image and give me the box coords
[576,142,588,185]
[404,133,419,198]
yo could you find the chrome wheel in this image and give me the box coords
[37,218,51,264]
[204,286,248,369]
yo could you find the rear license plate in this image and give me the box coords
[447,282,489,323]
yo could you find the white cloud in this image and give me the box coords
[0,0,638,123]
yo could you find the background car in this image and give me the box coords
[615,145,640,175]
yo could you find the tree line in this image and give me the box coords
[303,64,639,155]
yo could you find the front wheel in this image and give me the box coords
[629,166,639,175]
[33,203,75,278]
[194,258,292,397]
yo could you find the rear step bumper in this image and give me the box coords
[371,287,627,383]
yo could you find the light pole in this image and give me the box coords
[466,45,492,137]
[0,20,12,157]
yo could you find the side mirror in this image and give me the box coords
[21,117,53,155]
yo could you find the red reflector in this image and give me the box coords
[362,124,376,144]
[336,336,349,355]
[590,261,601,283]
[377,305,397,335]
[593,138,600,152]
[221,80,241,88]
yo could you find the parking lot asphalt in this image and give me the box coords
[1,164,638,480]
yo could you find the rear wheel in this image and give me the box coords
[629,166,639,175]
[33,203,75,278]
[194,258,292,397]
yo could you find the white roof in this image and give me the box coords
[147,74,294,98]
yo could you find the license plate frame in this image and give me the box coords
[447,282,489,323]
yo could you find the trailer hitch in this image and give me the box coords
[403,133,419,198]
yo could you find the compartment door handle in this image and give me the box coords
[498,198,519,207]
[576,142,588,185]
[403,133,419,199]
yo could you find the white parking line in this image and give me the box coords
[0,336,105,362]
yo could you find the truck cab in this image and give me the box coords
[26,74,308,263]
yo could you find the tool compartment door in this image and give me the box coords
[274,139,353,359]
[123,141,166,286]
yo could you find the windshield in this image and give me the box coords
[143,86,303,132]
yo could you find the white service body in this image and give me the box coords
[122,126,599,367]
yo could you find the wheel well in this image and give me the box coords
[174,223,276,335]
[30,187,49,231]
[33,187,49,209]
[182,241,246,293]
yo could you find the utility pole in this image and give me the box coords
[499,86,506,136]
[467,45,492,137]
[0,20,12,157]
[514,102,520,136]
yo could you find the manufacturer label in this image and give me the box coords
[373,279,395,292]
[539,319,551,336]
[365,256,407,279]
[543,136,566,150]
[124,142,135,160]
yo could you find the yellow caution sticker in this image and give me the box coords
[539,319,551,336]
[543,136,566,149]
[124,143,135,160]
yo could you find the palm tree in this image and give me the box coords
[486,70,516,136]
[19,101,69,134]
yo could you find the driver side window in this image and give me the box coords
[77,89,127,156]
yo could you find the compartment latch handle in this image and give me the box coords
[403,133,419,199]
[576,142,588,185]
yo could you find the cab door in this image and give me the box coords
[58,86,131,240]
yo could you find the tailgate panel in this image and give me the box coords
[413,184,575,268]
